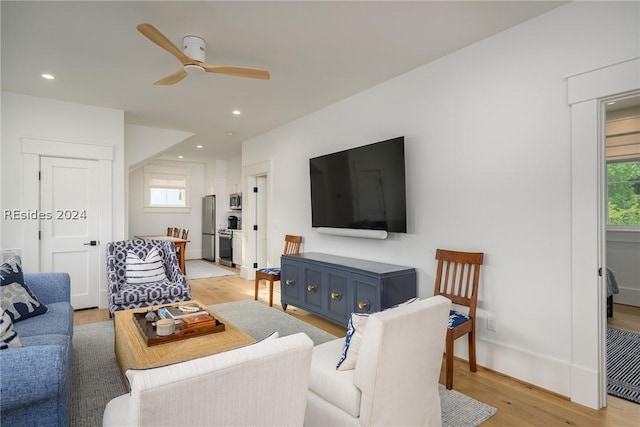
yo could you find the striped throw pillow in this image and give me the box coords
[1,308,22,350]
[125,248,167,285]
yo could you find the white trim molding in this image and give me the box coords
[567,57,640,409]
[21,136,114,309]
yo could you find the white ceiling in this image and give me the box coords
[1,1,565,163]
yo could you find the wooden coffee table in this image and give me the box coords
[114,300,255,383]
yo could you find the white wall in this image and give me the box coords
[125,124,194,169]
[128,160,205,260]
[242,2,640,398]
[1,92,126,269]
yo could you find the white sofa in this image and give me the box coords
[103,332,313,427]
[304,295,452,427]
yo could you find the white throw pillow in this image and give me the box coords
[125,247,167,285]
[336,313,369,371]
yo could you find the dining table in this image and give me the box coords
[134,235,190,274]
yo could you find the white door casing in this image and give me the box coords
[256,175,268,268]
[242,160,272,280]
[567,57,640,409]
[40,157,100,309]
[21,137,113,309]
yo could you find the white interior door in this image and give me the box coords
[40,156,100,309]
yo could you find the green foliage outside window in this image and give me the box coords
[607,161,640,226]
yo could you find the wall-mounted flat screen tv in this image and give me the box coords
[309,136,407,233]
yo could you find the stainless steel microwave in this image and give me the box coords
[229,193,242,210]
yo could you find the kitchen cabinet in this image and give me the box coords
[232,230,242,267]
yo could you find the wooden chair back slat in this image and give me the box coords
[283,235,302,255]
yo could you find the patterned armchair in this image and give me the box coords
[106,239,191,315]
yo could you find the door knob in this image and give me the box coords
[83,240,98,246]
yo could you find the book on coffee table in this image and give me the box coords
[182,313,216,326]
[158,303,207,320]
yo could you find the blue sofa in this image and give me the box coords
[0,272,74,427]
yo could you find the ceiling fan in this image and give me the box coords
[137,23,270,85]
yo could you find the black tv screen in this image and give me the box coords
[309,136,407,233]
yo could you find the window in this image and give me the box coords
[606,108,640,227]
[144,166,191,212]
[607,160,640,226]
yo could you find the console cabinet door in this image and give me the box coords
[303,267,323,311]
[352,274,379,315]
[281,262,301,304]
[327,271,349,323]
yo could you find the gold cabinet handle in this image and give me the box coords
[285,279,294,286]
[307,284,316,292]
[331,292,341,300]
[358,301,369,310]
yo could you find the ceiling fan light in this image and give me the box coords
[184,64,205,75]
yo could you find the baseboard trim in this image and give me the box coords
[467,337,572,399]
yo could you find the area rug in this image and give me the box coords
[607,327,640,403]
[207,299,337,345]
[70,300,497,427]
[185,259,236,279]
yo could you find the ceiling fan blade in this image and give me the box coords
[154,69,188,85]
[201,64,271,80]
[137,23,192,65]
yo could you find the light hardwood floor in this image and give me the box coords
[74,270,640,426]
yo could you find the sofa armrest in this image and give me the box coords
[23,273,71,305]
[0,344,68,411]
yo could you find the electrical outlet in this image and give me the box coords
[487,315,496,331]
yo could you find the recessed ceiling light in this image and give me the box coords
[196,145,203,149]
[41,74,55,80]
[226,131,235,136]
[178,155,184,159]
[232,110,241,115]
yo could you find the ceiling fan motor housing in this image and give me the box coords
[183,35,205,62]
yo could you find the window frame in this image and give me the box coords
[143,165,191,213]
[606,158,640,230]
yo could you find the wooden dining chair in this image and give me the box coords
[433,248,484,390]
[174,229,189,261]
[254,235,302,307]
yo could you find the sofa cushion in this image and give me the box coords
[310,338,361,418]
[19,333,70,348]
[125,247,167,285]
[115,279,189,305]
[1,308,22,349]
[1,256,48,322]
[12,302,73,338]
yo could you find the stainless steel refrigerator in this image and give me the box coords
[202,195,216,261]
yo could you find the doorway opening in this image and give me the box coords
[242,161,271,280]
[603,93,640,405]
